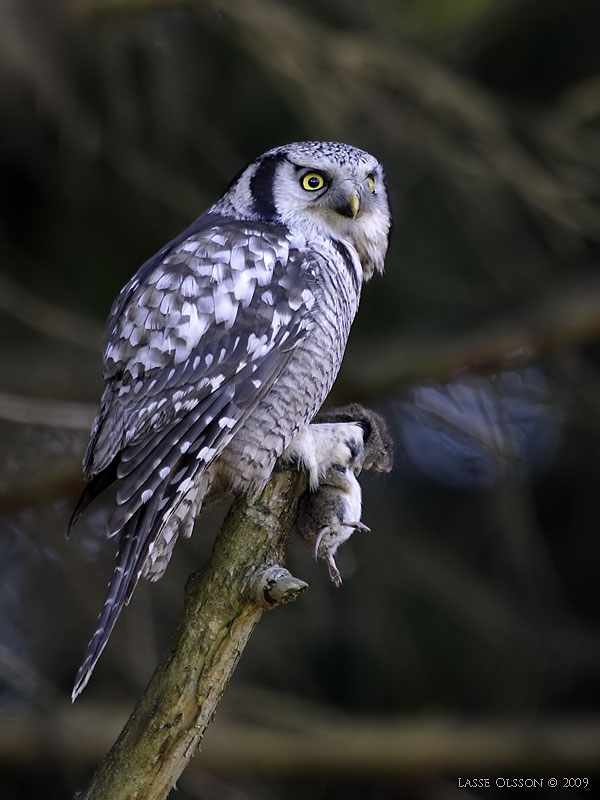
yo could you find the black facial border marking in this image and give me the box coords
[250,152,288,221]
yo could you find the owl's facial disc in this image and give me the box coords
[289,166,390,279]
[212,141,391,279]
[292,167,370,220]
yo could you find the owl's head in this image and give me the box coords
[212,141,392,280]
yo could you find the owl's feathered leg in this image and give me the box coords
[282,421,365,489]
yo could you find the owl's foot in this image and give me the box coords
[282,422,365,489]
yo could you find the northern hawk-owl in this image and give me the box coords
[70,141,392,699]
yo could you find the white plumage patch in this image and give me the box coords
[282,422,365,489]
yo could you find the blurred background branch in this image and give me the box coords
[0,272,102,351]
[0,391,95,429]
[4,707,600,775]
[344,274,600,397]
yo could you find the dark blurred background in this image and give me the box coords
[1,0,600,798]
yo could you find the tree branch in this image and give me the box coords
[0,391,96,430]
[77,466,308,800]
[0,272,103,352]
[340,276,600,401]
[74,0,598,239]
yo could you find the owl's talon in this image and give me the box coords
[283,422,365,489]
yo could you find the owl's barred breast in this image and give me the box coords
[213,237,361,493]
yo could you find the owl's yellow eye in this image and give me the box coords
[301,172,326,191]
[367,174,375,193]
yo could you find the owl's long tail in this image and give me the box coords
[71,501,155,701]
[71,464,211,702]
[71,391,243,700]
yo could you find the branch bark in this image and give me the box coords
[77,467,308,800]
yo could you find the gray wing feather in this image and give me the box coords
[84,217,312,479]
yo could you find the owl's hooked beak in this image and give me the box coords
[336,191,361,219]
[348,193,360,218]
